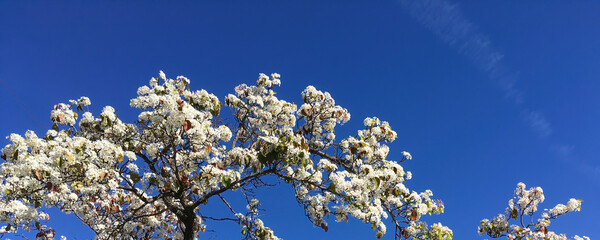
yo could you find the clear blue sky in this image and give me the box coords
[1,1,598,239]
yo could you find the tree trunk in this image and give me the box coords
[182,210,196,240]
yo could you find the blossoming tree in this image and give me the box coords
[479,183,589,240]
[0,72,452,239]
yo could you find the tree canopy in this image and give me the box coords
[0,72,586,240]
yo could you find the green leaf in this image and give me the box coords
[376,231,383,239]
[149,177,159,186]
[327,183,337,194]
[75,147,83,156]
[245,155,252,165]
[34,201,42,208]
[266,150,278,162]
[301,158,309,168]
[57,157,64,168]
[276,144,286,153]
[130,172,140,183]
[221,175,232,188]
[373,177,381,189]
[350,147,357,154]
[511,207,518,219]
[258,154,267,165]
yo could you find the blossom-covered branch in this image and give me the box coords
[479,183,588,240]
[1,72,451,239]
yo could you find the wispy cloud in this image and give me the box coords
[556,145,575,157]
[398,0,544,137]
[523,110,552,138]
[553,144,600,185]
[398,0,600,186]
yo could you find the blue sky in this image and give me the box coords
[1,1,598,239]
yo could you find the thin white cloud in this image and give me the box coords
[557,145,575,157]
[553,144,600,185]
[398,0,544,136]
[398,0,600,192]
[523,110,552,139]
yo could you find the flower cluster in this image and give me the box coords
[225,73,297,134]
[479,183,587,240]
[297,85,351,149]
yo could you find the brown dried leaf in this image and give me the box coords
[99,171,107,180]
[410,209,418,221]
[34,170,42,181]
[183,120,192,131]
[320,223,328,232]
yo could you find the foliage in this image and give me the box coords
[0,72,452,240]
